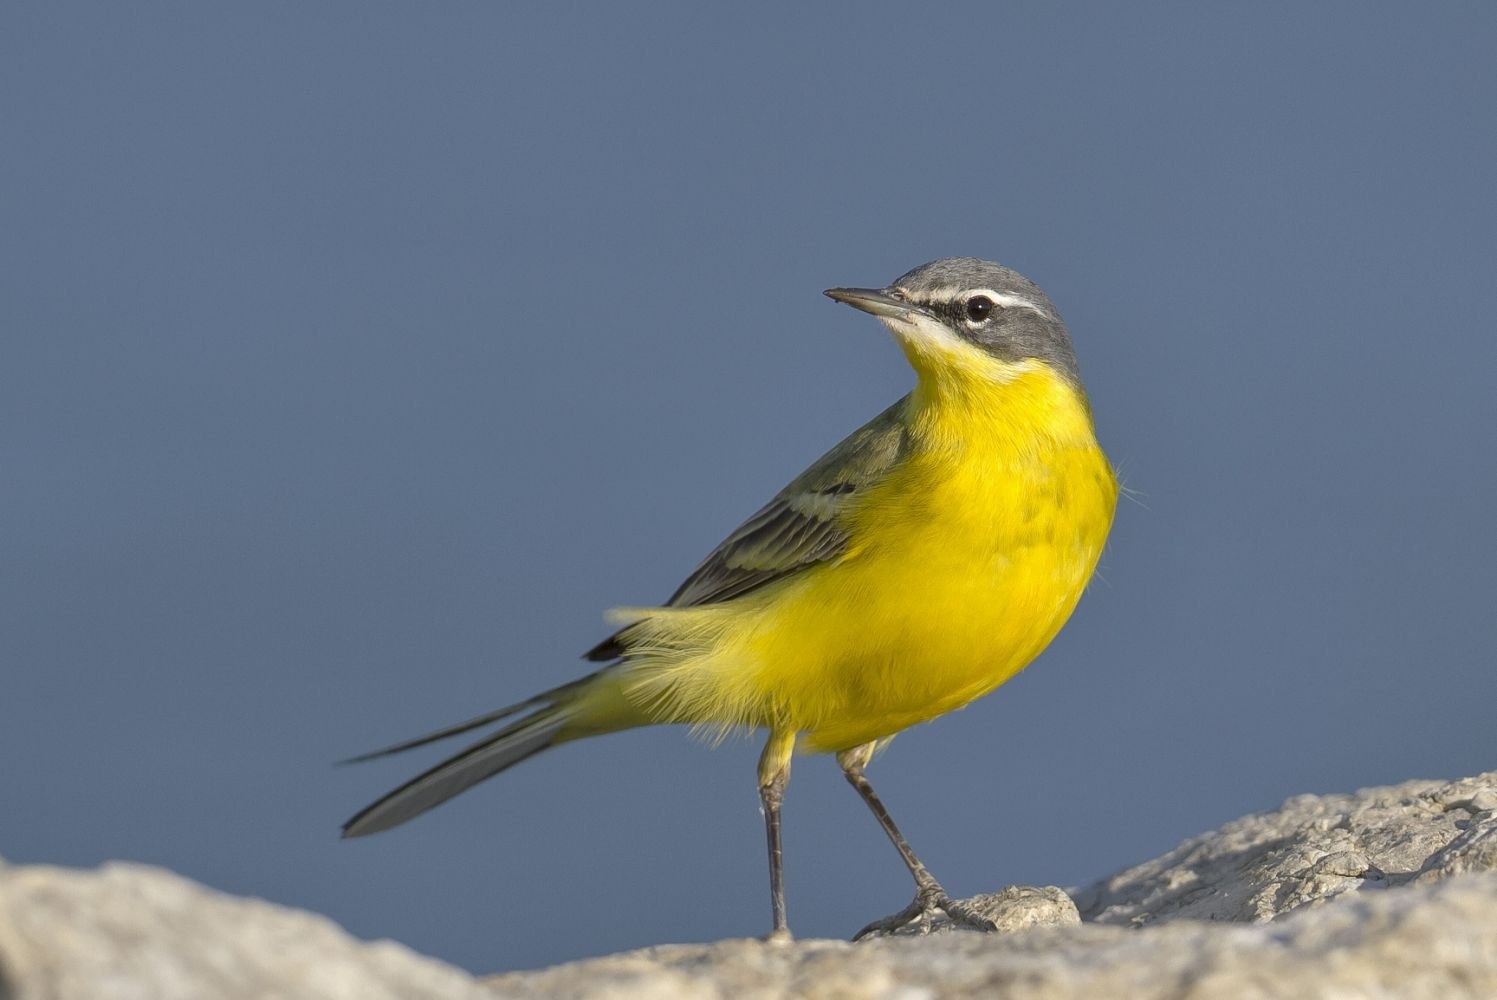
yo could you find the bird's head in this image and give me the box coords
[825,257,1080,390]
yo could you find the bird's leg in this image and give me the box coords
[838,743,996,940]
[758,729,796,943]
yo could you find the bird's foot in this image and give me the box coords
[852,882,997,940]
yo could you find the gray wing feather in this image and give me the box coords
[669,394,910,606]
[584,396,911,660]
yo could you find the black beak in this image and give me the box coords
[823,287,924,320]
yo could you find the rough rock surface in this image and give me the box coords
[487,877,1497,999]
[1074,770,1497,927]
[2,771,1494,999]
[488,770,1497,998]
[0,860,492,1000]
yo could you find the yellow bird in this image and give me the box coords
[343,257,1117,940]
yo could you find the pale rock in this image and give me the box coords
[0,861,490,1000]
[3,771,1495,999]
[1074,770,1497,925]
[485,876,1497,1000]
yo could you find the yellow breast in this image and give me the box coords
[749,364,1116,751]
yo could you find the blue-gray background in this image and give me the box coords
[5,2,1495,975]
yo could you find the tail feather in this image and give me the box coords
[338,670,607,767]
[340,671,614,838]
[337,699,547,765]
[341,704,569,838]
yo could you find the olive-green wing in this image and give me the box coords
[584,395,911,661]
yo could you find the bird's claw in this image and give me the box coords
[852,883,997,940]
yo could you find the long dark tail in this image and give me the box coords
[340,673,599,838]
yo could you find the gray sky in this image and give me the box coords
[5,2,1495,975]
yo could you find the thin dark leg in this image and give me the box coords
[839,745,940,891]
[838,743,996,939]
[760,767,789,936]
[759,729,795,942]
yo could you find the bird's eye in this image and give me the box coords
[963,296,995,322]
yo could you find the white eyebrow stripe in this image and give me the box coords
[924,286,1054,321]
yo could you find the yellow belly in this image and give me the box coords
[751,410,1114,750]
[602,366,1116,754]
